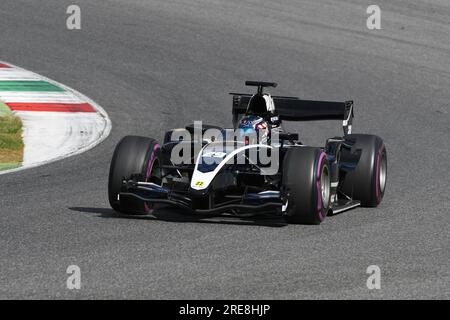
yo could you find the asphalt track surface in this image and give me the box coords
[0,0,449,299]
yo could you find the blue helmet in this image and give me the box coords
[238,115,269,144]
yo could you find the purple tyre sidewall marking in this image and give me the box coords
[143,144,161,213]
[375,144,385,203]
[316,152,326,221]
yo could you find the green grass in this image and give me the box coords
[0,101,12,117]
[0,117,23,149]
[0,102,24,170]
[0,162,20,171]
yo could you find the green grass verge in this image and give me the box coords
[0,162,20,171]
[0,102,24,170]
[0,101,12,117]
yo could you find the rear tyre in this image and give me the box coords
[340,134,387,207]
[282,147,331,224]
[108,136,161,214]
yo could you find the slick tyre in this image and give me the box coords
[282,147,331,224]
[108,135,161,214]
[341,134,387,207]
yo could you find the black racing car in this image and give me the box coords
[108,81,387,224]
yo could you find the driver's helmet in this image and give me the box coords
[246,94,275,115]
[238,114,269,145]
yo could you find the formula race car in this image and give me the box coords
[108,81,387,224]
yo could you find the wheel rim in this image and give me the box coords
[321,164,330,209]
[378,151,387,193]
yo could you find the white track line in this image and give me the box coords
[0,69,41,81]
[0,61,112,175]
[0,92,84,104]
[18,112,106,165]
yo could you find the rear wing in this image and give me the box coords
[231,93,354,135]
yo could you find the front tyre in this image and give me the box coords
[108,136,161,215]
[282,147,331,224]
